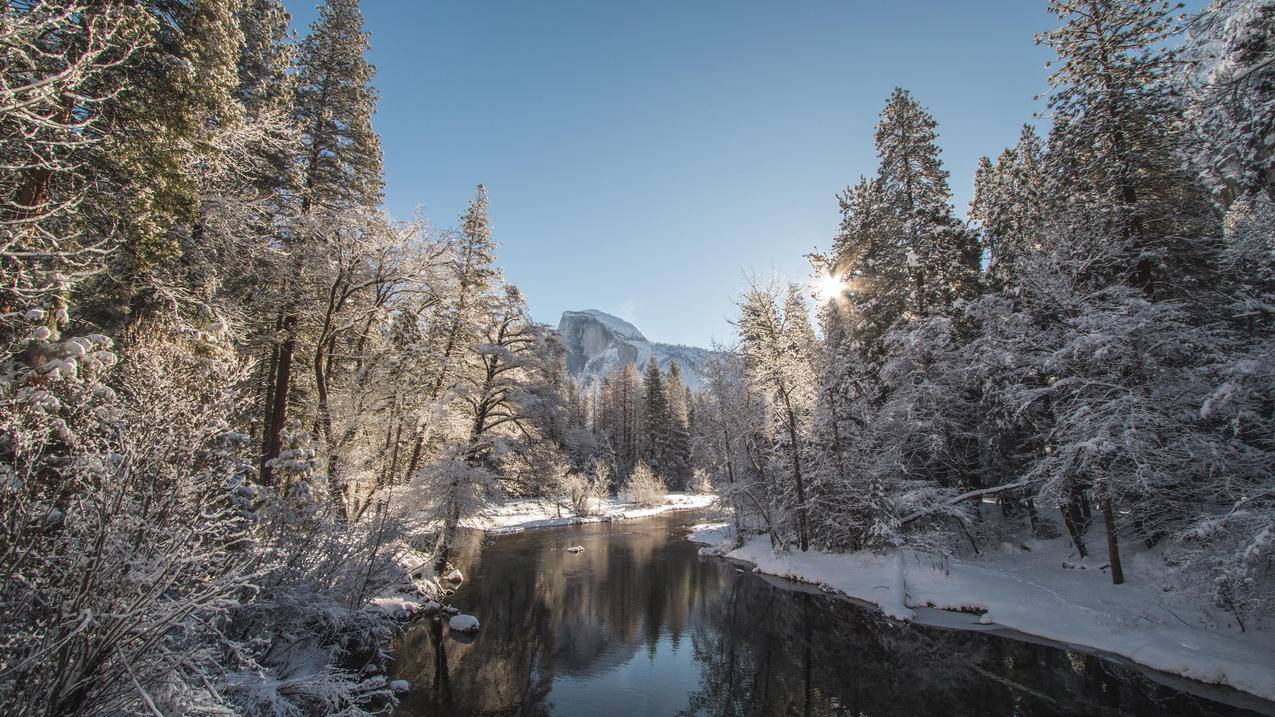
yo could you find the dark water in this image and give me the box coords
[391,511,1273,717]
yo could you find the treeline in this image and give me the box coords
[580,357,699,492]
[1,1,583,714]
[700,0,1275,630]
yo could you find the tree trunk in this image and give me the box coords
[1100,485,1125,585]
[260,314,296,487]
[1062,480,1089,559]
[780,390,810,551]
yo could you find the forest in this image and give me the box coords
[1,0,1273,715]
[702,0,1275,622]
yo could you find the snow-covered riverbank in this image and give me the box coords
[689,528,1275,703]
[462,492,716,534]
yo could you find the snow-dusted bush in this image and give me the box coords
[563,466,606,515]
[621,463,666,507]
[0,322,257,714]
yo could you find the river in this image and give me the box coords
[390,510,1273,716]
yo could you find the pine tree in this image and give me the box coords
[875,88,980,317]
[1040,0,1217,299]
[970,125,1048,294]
[663,360,694,490]
[261,0,384,487]
[400,185,500,483]
[237,0,294,116]
[1182,0,1275,207]
[641,356,668,478]
[293,0,383,212]
[829,177,907,358]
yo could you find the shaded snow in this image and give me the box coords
[725,536,1275,702]
[462,492,716,534]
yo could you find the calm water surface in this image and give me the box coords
[391,511,1274,717]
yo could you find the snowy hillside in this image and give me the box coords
[557,310,718,390]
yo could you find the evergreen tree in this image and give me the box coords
[401,184,500,483]
[237,0,294,116]
[875,88,980,317]
[261,0,384,487]
[1182,0,1275,207]
[293,0,383,211]
[641,356,668,477]
[1040,0,1218,298]
[829,177,906,359]
[663,360,694,490]
[970,125,1048,294]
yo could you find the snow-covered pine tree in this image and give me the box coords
[875,88,980,318]
[970,125,1049,295]
[293,0,383,212]
[1040,0,1219,300]
[1182,0,1275,208]
[261,0,385,487]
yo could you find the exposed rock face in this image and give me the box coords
[556,310,716,390]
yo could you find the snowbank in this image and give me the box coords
[448,614,480,633]
[724,536,1275,702]
[462,492,716,534]
[368,595,424,620]
[687,521,731,544]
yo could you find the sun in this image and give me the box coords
[814,272,848,302]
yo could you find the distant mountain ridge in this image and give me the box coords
[556,310,717,390]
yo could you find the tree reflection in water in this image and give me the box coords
[391,513,1269,717]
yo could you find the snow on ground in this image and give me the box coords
[721,535,1275,702]
[686,521,733,555]
[368,595,424,619]
[461,492,716,534]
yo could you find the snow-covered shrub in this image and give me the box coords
[0,322,257,715]
[621,462,666,506]
[691,469,714,494]
[561,466,604,515]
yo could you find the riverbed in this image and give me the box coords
[391,511,1274,716]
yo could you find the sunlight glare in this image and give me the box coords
[814,273,848,302]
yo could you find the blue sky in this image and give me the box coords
[285,1,1062,347]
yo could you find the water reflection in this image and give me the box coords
[391,513,1270,717]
